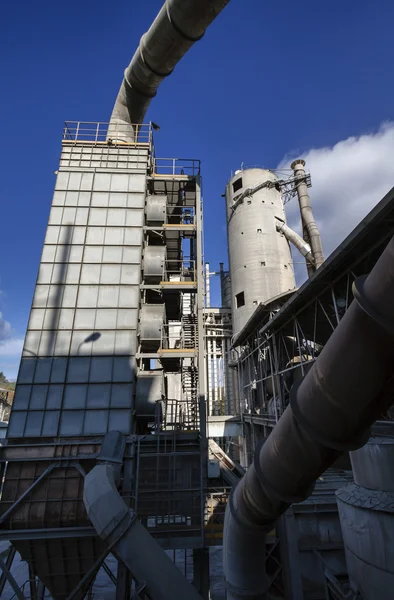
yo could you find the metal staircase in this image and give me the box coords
[182,366,199,429]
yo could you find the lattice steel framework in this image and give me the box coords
[233,185,394,465]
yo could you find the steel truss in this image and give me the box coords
[234,187,394,465]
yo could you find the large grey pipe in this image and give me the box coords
[291,159,325,269]
[223,236,394,599]
[109,0,230,141]
[275,218,315,267]
[84,432,202,600]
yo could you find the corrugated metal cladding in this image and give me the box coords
[8,144,149,437]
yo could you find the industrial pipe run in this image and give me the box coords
[84,432,203,600]
[291,159,325,269]
[223,236,394,599]
[275,217,315,267]
[109,0,230,140]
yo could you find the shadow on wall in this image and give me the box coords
[8,223,152,439]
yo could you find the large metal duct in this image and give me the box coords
[109,0,230,141]
[223,236,394,600]
[275,217,315,267]
[84,431,202,600]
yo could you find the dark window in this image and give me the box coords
[235,291,245,308]
[232,178,243,193]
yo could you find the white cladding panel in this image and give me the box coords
[9,151,147,438]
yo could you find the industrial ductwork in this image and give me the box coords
[84,432,202,600]
[291,159,324,269]
[109,0,230,141]
[223,236,394,600]
[275,217,315,267]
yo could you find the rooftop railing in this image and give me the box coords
[152,157,200,176]
[62,121,153,145]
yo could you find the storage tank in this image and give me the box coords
[336,422,394,600]
[225,168,295,334]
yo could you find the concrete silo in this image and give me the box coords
[225,168,296,335]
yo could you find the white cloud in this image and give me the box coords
[0,311,12,341]
[0,338,24,381]
[0,311,23,380]
[279,122,394,283]
[0,338,24,357]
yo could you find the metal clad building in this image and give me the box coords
[8,123,150,438]
[0,122,211,598]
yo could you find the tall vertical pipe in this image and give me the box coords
[291,159,324,269]
[208,339,213,417]
[205,262,211,308]
[223,236,394,600]
[213,337,218,415]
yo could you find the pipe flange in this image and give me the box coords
[353,275,394,335]
[290,379,370,452]
[139,33,174,79]
[227,488,269,535]
[253,440,314,505]
[165,1,205,42]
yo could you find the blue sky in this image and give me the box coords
[2,0,394,379]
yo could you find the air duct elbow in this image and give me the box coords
[109,0,230,141]
[275,218,315,267]
[84,432,202,600]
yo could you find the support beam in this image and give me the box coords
[193,549,210,600]
[0,555,26,600]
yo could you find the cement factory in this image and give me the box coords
[1,1,394,599]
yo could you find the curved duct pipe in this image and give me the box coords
[109,0,230,141]
[223,236,394,600]
[84,431,202,600]
[275,217,315,267]
[291,159,325,269]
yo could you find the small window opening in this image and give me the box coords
[247,200,251,205]
[235,291,245,308]
[253,300,258,306]
[232,178,243,193]
[257,228,262,233]
[261,261,266,266]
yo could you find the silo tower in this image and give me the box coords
[225,168,296,335]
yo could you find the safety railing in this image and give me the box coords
[162,259,196,282]
[152,157,200,176]
[62,121,153,145]
[164,398,199,431]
